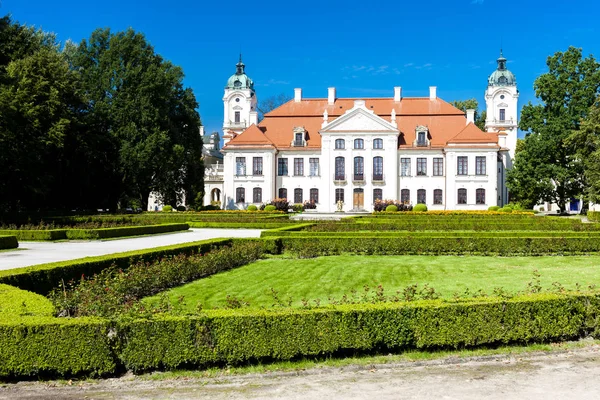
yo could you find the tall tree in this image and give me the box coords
[74,28,203,210]
[569,100,600,204]
[450,98,487,130]
[507,47,600,212]
[257,93,292,121]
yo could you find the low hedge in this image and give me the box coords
[277,236,600,255]
[0,284,54,317]
[589,211,600,222]
[65,223,189,239]
[0,229,68,241]
[261,230,600,238]
[0,235,18,250]
[1,293,599,377]
[308,221,599,232]
[0,238,233,295]
[187,222,298,229]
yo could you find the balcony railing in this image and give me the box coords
[291,139,307,147]
[353,174,365,182]
[333,174,346,183]
[372,174,384,182]
[416,140,428,147]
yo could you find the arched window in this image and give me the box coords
[458,188,467,204]
[373,188,383,202]
[310,188,319,203]
[417,189,426,204]
[253,187,262,203]
[335,139,345,149]
[373,156,383,181]
[236,187,245,203]
[335,188,344,203]
[401,189,410,204]
[354,138,364,149]
[373,138,383,149]
[294,188,303,204]
[278,188,287,200]
[476,188,486,204]
[354,157,364,181]
[433,189,443,205]
[335,156,345,180]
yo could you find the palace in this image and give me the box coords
[204,53,519,212]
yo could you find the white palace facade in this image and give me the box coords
[204,53,519,212]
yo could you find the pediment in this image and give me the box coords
[497,102,509,107]
[321,107,398,133]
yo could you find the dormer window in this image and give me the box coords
[418,132,426,144]
[292,126,307,147]
[414,126,429,147]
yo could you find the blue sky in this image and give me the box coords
[4,0,600,136]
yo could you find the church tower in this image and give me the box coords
[485,51,519,159]
[222,55,257,145]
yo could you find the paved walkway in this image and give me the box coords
[0,229,262,271]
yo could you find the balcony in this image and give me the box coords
[225,119,247,129]
[416,140,428,147]
[291,139,307,147]
[333,174,346,183]
[353,174,365,183]
[372,173,384,183]
[204,163,224,181]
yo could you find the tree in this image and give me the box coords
[450,98,487,130]
[570,100,600,204]
[507,47,600,213]
[257,93,292,121]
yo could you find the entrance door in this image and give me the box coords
[353,188,364,209]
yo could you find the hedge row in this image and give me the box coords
[261,230,600,238]
[307,221,599,232]
[0,238,233,295]
[0,235,18,249]
[371,210,535,216]
[0,284,54,318]
[1,293,598,377]
[360,213,537,219]
[187,222,299,229]
[589,211,600,222]
[277,236,600,255]
[0,223,189,241]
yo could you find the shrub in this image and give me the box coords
[176,205,187,212]
[247,205,258,211]
[488,206,501,211]
[413,204,428,212]
[268,198,290,212]
[500,206,513,213]
[303,200,317,210]
[385,205,398,212]
[0,284,54,317]
[589,211,600,222]
[293,203,304,212]
[65,223,189,240]
[162,205,173,212]
[0,235,18,250]
[264,205,277,212]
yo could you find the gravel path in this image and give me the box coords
[2,345,600,399]
[0,229,262,271]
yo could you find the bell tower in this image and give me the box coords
[485,50,519,159]
[222,55,257,144]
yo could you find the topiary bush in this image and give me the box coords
[247,205,258,211]
[488,206,501,211]
[413,204,428,212]
[500,206,513,213]
[162,205,173,213]
[264,205,277,212]
[268,198,290,212]
[176,205,186,212]
[386,205,398,212]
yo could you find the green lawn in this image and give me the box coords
[143,255,600,311]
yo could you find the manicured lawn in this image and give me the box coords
[143,255,600,311]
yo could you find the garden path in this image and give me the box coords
[0,229,262,271]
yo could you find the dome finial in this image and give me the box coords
[235,54,245,75]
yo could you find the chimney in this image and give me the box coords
[394,86,402,102]
[294,88,302,102]
[466,109,475,125]
[498,131,507,148]
[249,111,258,126]
[429,86,437,100]
[328,87,336,105]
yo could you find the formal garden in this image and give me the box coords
[1,210,600,379]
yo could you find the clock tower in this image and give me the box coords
[222,55,257,145]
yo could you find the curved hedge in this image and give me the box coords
[0,235,18,250]
[0,284,54,318]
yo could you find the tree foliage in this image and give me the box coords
[507,47,600,212]
[570,100,600,204]
[257,93,292,121]
[450,98,486,130]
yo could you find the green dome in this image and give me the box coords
[488,51,516,87]
[225,55,254,90]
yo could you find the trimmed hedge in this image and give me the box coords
[1,293,599,377]
[0,238,233,295]
[261,230,600,238]
[0,284,54,317]
[589,211,600,222]
[0,235,18,250]
[307,221,599,232]
[0,229,68,241]
[188,222,299,229]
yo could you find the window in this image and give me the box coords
[373,157,383,181]
[252,157,263,175]
[294,188,303,204]
[278,158,288,176]
[236,187,245,203]
[433,158,444,176]
[434,189,443,205]
[335,156,345,180]
[278,188,287,199]
[354,138,364,149]
[235,157,246,176]
[458,188,467,204]
[294,132,304,147]
[373,138,383,149]
[476,188,486,204]
[234,111,240,124]
[310,188,319,203]
[499,109,505,121]
[417,158,427,176]
[294,158,304,176]
[253,187,262,203]
[417,131,427,146]
[335,139,345,149]
[354,157,364,181]
[417,189,426,204]
[476,156,486,175]
[335,188,344,203]
[309,158,319,176]
[373,189,383,202]
[457,156,468,175]
[401,158,411,176]
[401,189,410,204]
